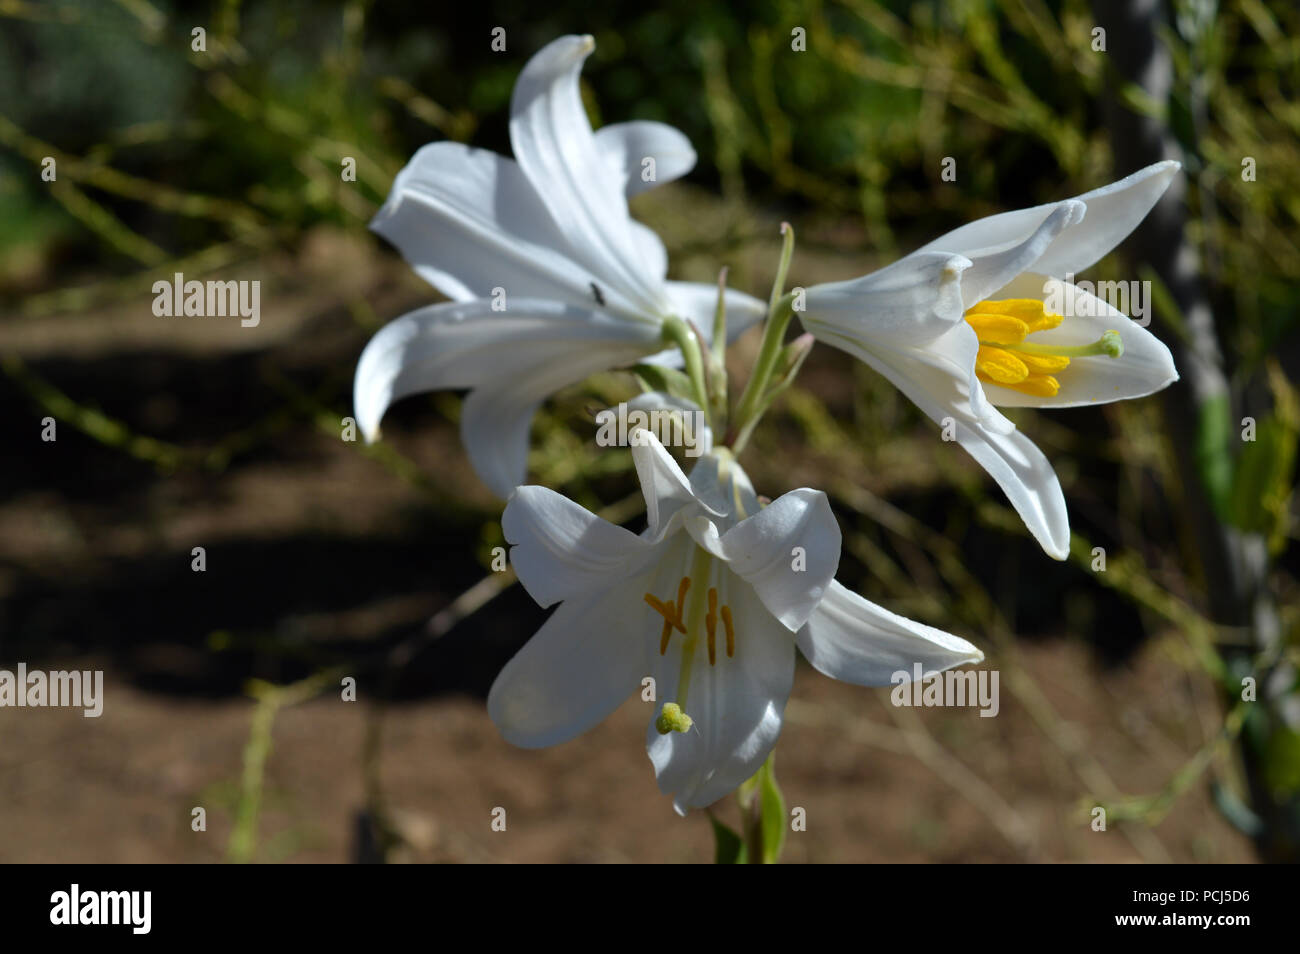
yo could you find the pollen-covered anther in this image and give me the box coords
[655,702,694,735]
[645,578,690,655]
[965,298,1123,398]
[721,605,735,658]
[705,588,718,665]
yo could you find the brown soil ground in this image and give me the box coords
[0,643,1254,863]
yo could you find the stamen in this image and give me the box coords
[1008,374,1060,397]
[966,298,1054,328]
[1017,352,1071,374]
[974,346,1029,384]
[721,605,735,658]
[965,312,1029,344]
[644,593,671,618]
[705,588,718,665]
[965,299,1123,398]
[647,592,685,655]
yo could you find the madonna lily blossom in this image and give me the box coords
[354,34,766,497]
[801,161,1181,560]
[490,431,983,814]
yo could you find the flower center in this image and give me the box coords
[644,575,736,666]
[644,549,738,735]
[965,298,1123,398]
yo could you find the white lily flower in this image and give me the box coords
[490,431,983,814]
[353,35,766,497]
[801,161,1182,560]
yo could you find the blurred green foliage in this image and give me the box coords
[4,0,1298,365]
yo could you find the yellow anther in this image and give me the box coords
[1017,352,1071,374]
[967,298,1054,328]
[1026,309,1064,333]
[964,312,1029,345]
[658,607,674,655]
[655,702,694,735]
[721,605,735,658]
[1005,373,1060,397]
[974,346,1029,384]
[649,577,738,667]
[705,588,718,665]
[648,578,696,656]
[644,592,672,619]
[965,298,1118,398]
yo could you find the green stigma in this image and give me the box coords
[655,702,694,735]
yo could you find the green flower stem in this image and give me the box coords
[768,222,795,315]
[737,750,786,864]
[730,292,796,452]
[711,267,729,356]
[661,315,711,427]
[708,268,730,429]
[730,223,798,452]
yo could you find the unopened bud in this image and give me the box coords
[772,333,815,386]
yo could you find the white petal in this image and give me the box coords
[461,340,656,498]
[488,567,659,748]
[630,431,722,542]
[594,120,697,197]
[353,298,661,496]
[954,200,1084,308]
[368,141,648,322]
[628,221,669,286]
[796,581,983,686]
[509,35,669,316]
[647,574,794,813]
[663,281,767,343]
[915,161,1180,279]
[706,489,841,631]
[1035,161,1180,276]
[802,251,971,347]
[502,485,658,608]
[687,452,760,526]
[804,309,1012,437]
[810,323,1071,560]
[979,273,1179,408]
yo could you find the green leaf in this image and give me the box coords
[1226,364,1298,552]
[1227,413,1297,539]
[1195,393,1234,517]
[710,815,746,864]
[1263,725,1300,797]
[758,755,787,864]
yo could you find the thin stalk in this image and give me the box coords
[731,294,796,451]
[660,315,712,427]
